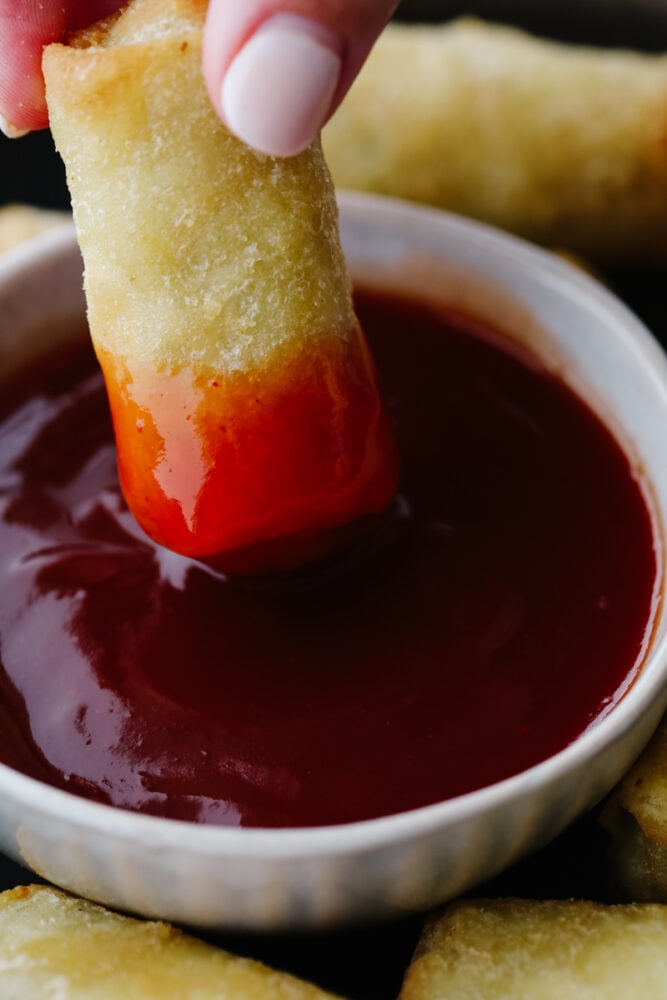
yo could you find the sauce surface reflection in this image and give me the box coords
[0,290,657,827]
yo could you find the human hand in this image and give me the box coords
[0,0,398,155]
[0,1,122,136]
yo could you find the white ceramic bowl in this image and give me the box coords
[1,193,667,931]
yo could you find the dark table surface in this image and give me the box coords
[1,2,667,997]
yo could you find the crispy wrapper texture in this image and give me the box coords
[399,897,667,1000]
[43,0,396,573]
[0,204,70,255]
[0,885,340,999]
[601,716,667,901]
[323,19,667,268]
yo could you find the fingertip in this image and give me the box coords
[0,113,28,139]
[0,3,68,135]
[220,15,341,157]
[202,0,251,127]
[0,75,49,136]
[203,0,397,158]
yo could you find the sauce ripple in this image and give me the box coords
[0,290,657,827]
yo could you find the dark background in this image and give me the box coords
[4,0,667,214]
[1,2,667,997]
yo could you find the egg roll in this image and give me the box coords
[0,884,340,998]
[400,898,667,999]
[601,716,667,902]
[323,19,667,268]
[0,204,70,255]
[43,0,397,575]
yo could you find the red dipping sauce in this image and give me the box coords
[0,290,657,827]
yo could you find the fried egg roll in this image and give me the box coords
[0,885,340,998]
[43,0,397,574]
[323,19,667,268]
[400,898,667,999]
[0,204,70,255]
[601,717,667,902]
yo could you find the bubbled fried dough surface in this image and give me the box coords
[43,0,355,375]
[399,898,667,1000]
[71,0,209,48]
[323,20,667,267]
[42,0,397,571]
[601,718,667,902]
[604,719,667,847]
[0,204,70,255]
[0,885,341,999]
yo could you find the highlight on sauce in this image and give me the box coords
[0,288,657,827]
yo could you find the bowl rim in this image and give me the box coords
[1,190,667,860]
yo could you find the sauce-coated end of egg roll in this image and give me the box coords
[43,0,397,574]
[98,329,396,574]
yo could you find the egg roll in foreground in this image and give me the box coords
[399,898,667,1000]
[323,20,667,268]
[601,716,667,901]
[0,885,340,999]
[43,0,397,574]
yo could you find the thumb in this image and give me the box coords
[202,0,398,158]
[0,0,124,136]
[0,1,67,135]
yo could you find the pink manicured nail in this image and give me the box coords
[222,15,341,158]
[0,113,28,139]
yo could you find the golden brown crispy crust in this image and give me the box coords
[42,0,397,572]
[0,884,340,998]
[66,0,207,49]
[400,898,667,999]
[43,0,355,375]
[601,717,667,901]
[323,19,667,268]
[604,721,667,846]
[0,204,70,255]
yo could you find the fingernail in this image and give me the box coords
[0,113,28,139]
[222,15,341,158]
